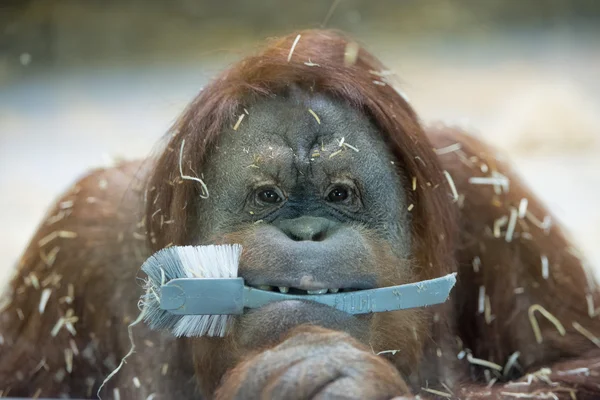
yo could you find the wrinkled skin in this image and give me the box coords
[215,325,409,400]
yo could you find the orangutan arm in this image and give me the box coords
[431,126,600,399]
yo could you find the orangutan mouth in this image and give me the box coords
[248,285,361,295]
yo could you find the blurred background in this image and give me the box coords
[1,0,599,285]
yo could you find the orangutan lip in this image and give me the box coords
[249,284,361,295]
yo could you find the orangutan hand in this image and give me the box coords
[215,326,411,400]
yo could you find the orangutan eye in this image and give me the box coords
[327,186,349,202]
[257,188,282,204]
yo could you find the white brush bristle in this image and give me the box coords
[141,244,242,338]
[173,313,233,338]
[176,244,241,279]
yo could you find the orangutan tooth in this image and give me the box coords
[307,289,328,295]
[257,285,273,291]
[328,288,339,293]
[278,287,289,293]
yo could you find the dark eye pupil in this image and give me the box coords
[328,187,348,202]
[258,189,280,203]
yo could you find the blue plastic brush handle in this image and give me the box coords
[243,273,457,314]
[161,277,245,315]
[160,273,457,315]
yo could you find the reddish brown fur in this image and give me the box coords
[430,127,600,398]
[1,29,600,399]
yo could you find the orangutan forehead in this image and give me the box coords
[204,91,402,198]
[229,93,379,156]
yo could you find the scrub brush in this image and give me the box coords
[140,244,456,338]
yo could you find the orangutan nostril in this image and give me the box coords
[278,216,333,242]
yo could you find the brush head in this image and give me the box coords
[141,244,242,337]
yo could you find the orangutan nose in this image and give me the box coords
[277,216,335,242]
